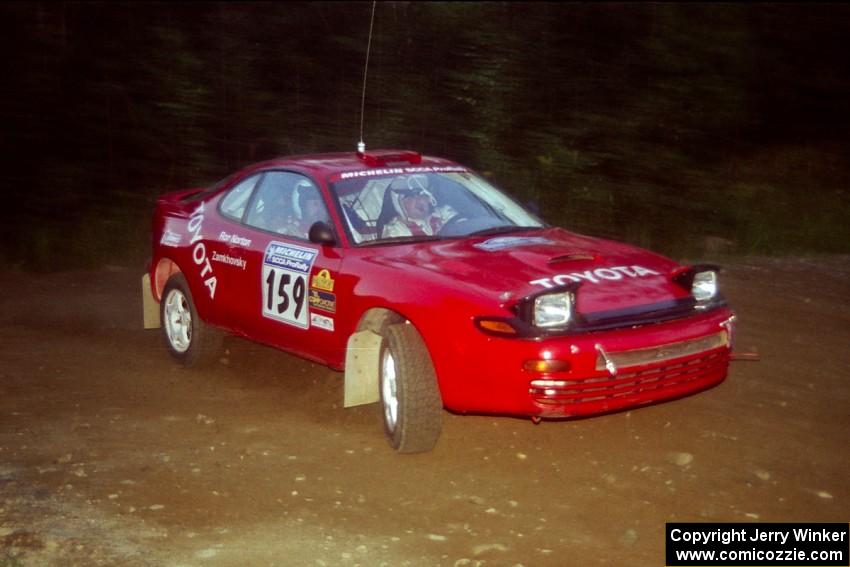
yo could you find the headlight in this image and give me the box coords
[533,291,574,327]
[692,270,718,303]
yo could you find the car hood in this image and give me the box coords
[363,228,690,316]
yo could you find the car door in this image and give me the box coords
[196,172,264,332]
[234,170,347,365]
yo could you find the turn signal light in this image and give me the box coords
[523,359,571,373]
[476,319,518,336]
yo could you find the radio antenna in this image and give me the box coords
[358,1,377,154]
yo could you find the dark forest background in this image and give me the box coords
[1,2,849,271]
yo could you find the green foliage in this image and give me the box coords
[1,2,849,270]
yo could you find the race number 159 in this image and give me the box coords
[263,265,308,328]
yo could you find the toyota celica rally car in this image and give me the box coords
[142,149,736,453]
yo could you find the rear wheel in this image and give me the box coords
[160,273,221,367]
[379,323,443,453]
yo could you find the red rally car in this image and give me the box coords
[142,149,736,453]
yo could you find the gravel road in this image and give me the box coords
[1,256,848,566]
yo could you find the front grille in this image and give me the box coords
[530,345,728,406]
[595,331,728,371]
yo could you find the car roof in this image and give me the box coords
[241,149,462,178]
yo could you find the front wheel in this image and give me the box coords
[379,323,443,453]
[160,273,221,367]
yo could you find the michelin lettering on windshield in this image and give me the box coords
[335,165,467,181]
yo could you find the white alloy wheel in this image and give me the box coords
[381,347,399,432]
[164,288,192,353]
[159,273,221,367]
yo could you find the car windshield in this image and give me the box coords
[329,170,544,245]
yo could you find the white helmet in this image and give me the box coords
[292,179,318,218]
[389,175,436,218]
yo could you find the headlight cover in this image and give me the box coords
[533,291,574,328]
[692,270,718,303]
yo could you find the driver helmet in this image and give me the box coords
[292,179,319,218]
[389,174,437,219]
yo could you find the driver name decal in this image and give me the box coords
[262,242,318,329]
[211,251,247,270]
[530,265,661,288]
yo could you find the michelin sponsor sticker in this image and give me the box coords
[337,165,466,180]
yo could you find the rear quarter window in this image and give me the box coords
[219,174,262,221]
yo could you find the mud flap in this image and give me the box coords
[343,329,382,407]
[142,273,161,329]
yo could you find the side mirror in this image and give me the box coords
[308,221,336,246]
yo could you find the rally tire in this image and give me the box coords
[160,273,222,367]
[379,323,443,453]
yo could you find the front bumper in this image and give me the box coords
[435,307,735,418]
[528,329,730,417]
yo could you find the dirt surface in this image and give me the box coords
[1,256,848,566]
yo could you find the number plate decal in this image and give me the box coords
[262,242,319,329]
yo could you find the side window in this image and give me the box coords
[245,172,329,239]
[220,174,261,221]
